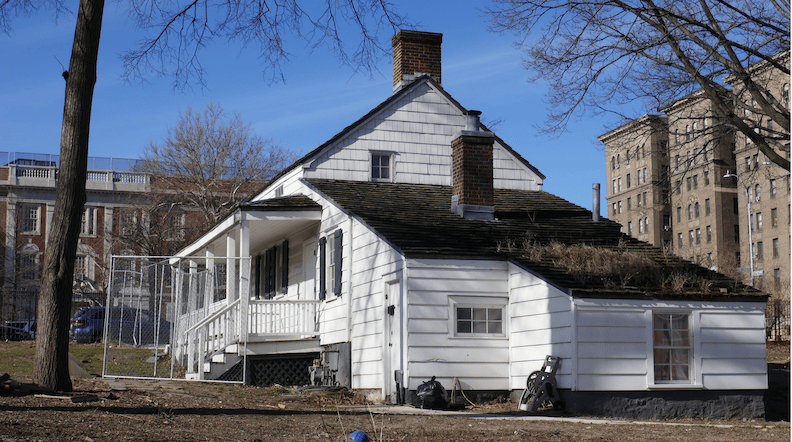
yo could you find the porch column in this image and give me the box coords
[239,213,251,342]
[187,259,198,378]
[205,249,215,309]
[226,233,237,301]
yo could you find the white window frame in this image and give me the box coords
[21,204,40,235]
[81,206,97,236]
[370,152,394,182]
[449,296,507,338]
[648,310,700,388]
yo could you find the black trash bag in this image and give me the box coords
[416,376,447,409]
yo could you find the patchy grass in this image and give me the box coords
[0,340,35,374]
[69,343,105,375]
[767,341,790,363]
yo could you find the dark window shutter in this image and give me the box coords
[254,255,262,299]
[318,237,327,301]
[281,240,289,293]
[333,229,343,296]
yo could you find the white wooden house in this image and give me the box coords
[170,31,768,419]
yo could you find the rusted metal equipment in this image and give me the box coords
[518,355,562,412]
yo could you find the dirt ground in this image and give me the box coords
[0,342,788,441]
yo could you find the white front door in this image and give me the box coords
[302,239,317,300]
[383,275,402,402]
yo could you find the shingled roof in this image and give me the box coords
[306,179,764,302]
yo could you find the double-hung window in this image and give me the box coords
[257,241,289,299]
[81,207,96,236]
[21,204,40,234]
[653,313,691,383]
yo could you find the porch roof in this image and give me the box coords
[175,195,322,258]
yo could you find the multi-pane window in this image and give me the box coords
[695,228,701,245]
[618,201,622,214]
[706,226,712,243]
[19,244,39,282]
[773,238,779,259]
[756,212,762,231]
[81,207,96,236]
[644,217,649,233]
[688,230,694,246]
[168,212,185,240]
[120,210,137,236]
[371,153,391,181]
[456,307,503,335]
[694,202,700,218]
[705,199,711,216]
[688,204,693,220]
[770,179,777,197]
[654,313,691,383]
[755,184,761,202]
[319,230,343,300]
[74,255,88,279]
[21,204,40,234]
[757,242,764,260]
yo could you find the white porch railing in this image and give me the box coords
[249,299,321,337]
[184,298,241,379]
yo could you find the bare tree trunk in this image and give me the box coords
[34,0,104,392]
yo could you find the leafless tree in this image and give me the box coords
[1,0,409,391]
[139,102,292,226]
[486,0,791,170]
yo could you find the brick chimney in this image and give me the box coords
[451,110,495,220]
[392,30,442,93]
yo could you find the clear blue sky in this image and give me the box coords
[1,2,614,211]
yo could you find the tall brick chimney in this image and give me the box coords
[451,110,495,220]
[392,30,442,93]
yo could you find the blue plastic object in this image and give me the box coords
[348,430,370,442]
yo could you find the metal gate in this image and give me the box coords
[102,255,248,383]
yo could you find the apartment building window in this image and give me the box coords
[677,207,682,222]
[675,130,680,145]
[120,210,138,236]
[770,179,777,197]
[81,207,96,236]
[618,201,623,214]
[775,269,782,289]
[663,215,671,231]
[74,255,88,280]
[627,198,631,210]
[613,179,617,194]
[755,184,761,202]
[703,170,709,186]
[612,202,617,216]
[685,125,691,140]
[745,156,752,171]
[733,197,739,215]
[643,191,648,206]
[784,83,789,104]
[705,199,711,216]
[756,212,762,231]
[695,228,701,245]
[676,180,682,195]
[748,187,753,203]
[734,225,740,243]
[626,174,631,188]
[756,242,764,260]
[694,202,700,218]
[693,148,699,164]
[611,156,616,170]
[618,178,622,192]
[678,233,683,248]
[686,177,692,191]
[637,172,641,185]
[675,154,680,168]
[643,167,648,183]
[688,230,694,246]
[688,204,693,220]
[626,151,631,165]
[19,243,39,282]
[638,218,643,233]
[628,221,633,236]
[167,212,185,240]
[637,193,642,207]
[692,175,698,189]
[21,204,40,234]
[773,238,779,258]
[371,152,392,181]
[687,151,692,165]
[644,217,649,233]
[617,154,621,165]
[706,226,712,243]
[771,208,778,227]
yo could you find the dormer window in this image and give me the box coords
[371,152,392,182]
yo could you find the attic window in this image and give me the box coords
[371,153,392,182]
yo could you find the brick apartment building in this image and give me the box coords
[0,152,263,322]
[600,54,790,302]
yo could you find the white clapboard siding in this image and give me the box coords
[575,308,648,391]
[405,259,510,391]
[302,81,542,189]
[698,310,767,390]
[347,219,404,390]
[509,263,573,390]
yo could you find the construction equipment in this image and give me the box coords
[518,355,562,412]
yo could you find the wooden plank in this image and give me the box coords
[700,374,768,390]
[409,346,509,363]
[699,343,766,360]
[351,347,383,364]
[699,311,764,329]
[576,325,647,343]
[576,342,647,359]
[407,318,448,334]
[408,304,448,320]
[699,328,765,344]
[577,357,647,376]
[510,327,572,347]
[510,313,572,332]
[515,296,571,314]
[577,374,647,391]
[408,278,507,294]
[576,310,646,327]
[701,357,768,375]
